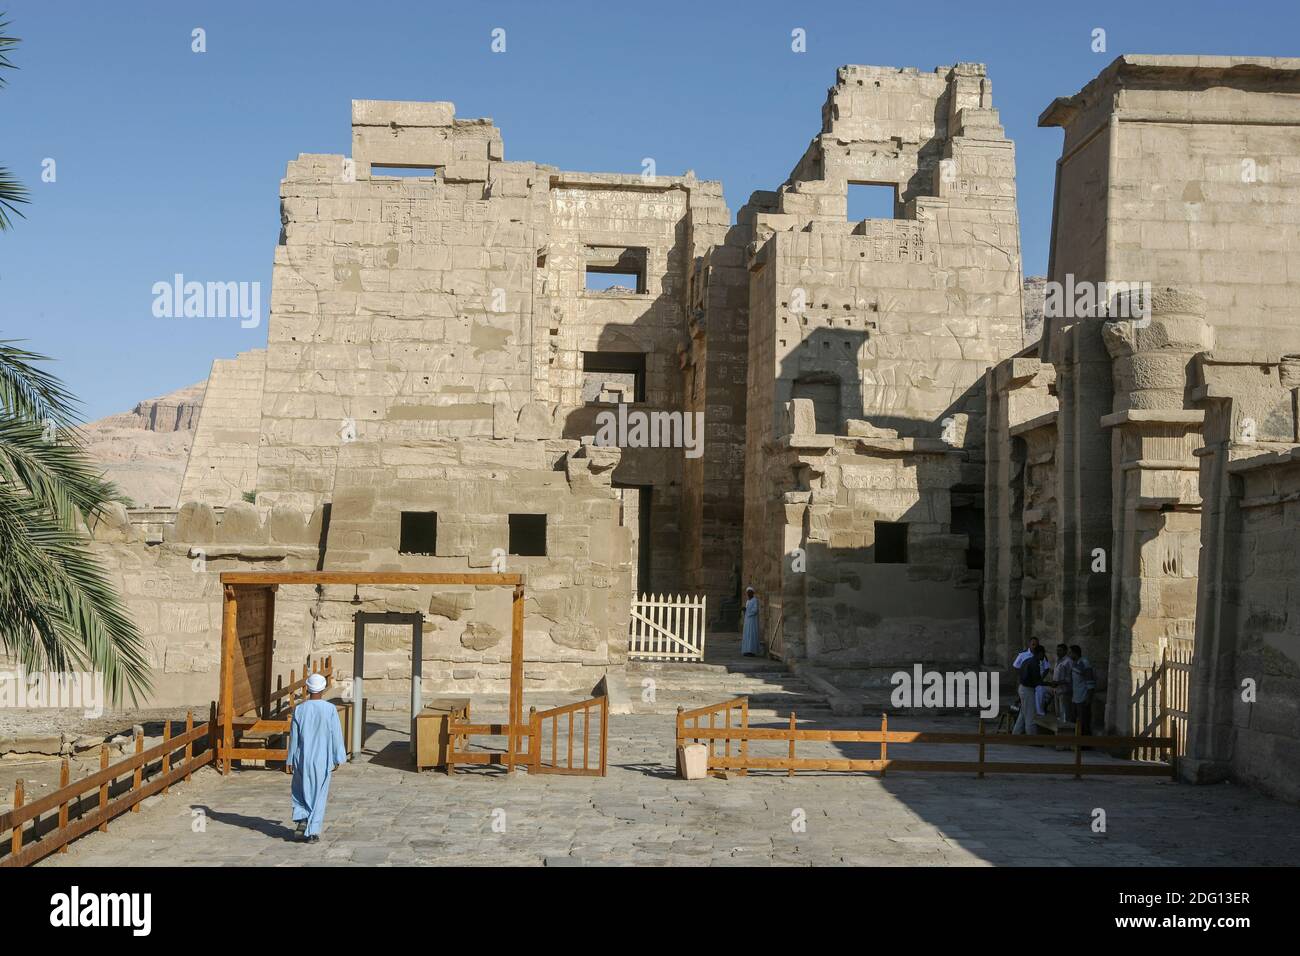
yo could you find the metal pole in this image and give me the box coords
[351,614,365,758]
[410,616,423,757]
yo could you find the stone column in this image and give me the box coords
[1100,287,1212,734]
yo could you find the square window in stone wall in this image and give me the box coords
[584,245,647,294]
[508,513,547,556]
[873,521,908,564]
[847,182,896,221]
[399,511,438,555]
[582,351,646,403]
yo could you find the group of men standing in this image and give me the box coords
[1011,638,1096,736]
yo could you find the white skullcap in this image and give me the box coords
[306,673,327,694]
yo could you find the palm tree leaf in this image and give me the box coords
[0,165,28,231]
[0,415,122,526]
[0,341,84,429]
[0,484,152,704]
[0,15,18,83]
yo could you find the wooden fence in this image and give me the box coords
[676,698,1176,779]
[220,655,333,772]
[628,593,707,661]
[1,709,214,868]
[447,695,609,776]
[1130,643,1192,762]
[528,696,608,776]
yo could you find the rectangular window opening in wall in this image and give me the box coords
[508,513,547,556]
[848,182,896,221]
[370,164,442,178]
[584,245,647,294]
[874,521,908,564]
[399,511,438,555]
[582,351,646,403]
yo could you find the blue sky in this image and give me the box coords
[2,0,1295,419]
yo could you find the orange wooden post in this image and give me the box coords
[567,709,575,771]
[220,584,238,775]
[788,711,796,777]
[978,719,986,779]
[529,706,540,771]
[185,710,195,781]
[740,698,749,777]
[161,720,173,794]
[11,779,24,855]
[58,758,70,852]
[724,703,732,765]
[880,712,888,778]
[131,731,143,811]
[507,583,524,772]
[708,709,716,762]
[98,744,109,832]
[599,696,608,777]
[206,702,217,772]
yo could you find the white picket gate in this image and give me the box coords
[627,593,707,661]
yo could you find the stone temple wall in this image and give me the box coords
[82,501,323,708]
[1034,56,1300,737]
[177,349,266,507]
[983,352,1057,669]
[315,439,631,700]
[1185,351,1300,802]
[741,63,1024,667]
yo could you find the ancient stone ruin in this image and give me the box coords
[85,55,1300,802]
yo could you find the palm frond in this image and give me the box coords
[0,484,152,704]
[0,341,84,428]
[0,15,18,83]
[0,165,28,231]
[0,415,122,526]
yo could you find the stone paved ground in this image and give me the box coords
[39,709,1300,867]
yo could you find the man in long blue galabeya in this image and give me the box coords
[287,672,347,843]
[741,587,761,657]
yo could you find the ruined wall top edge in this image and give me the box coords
[1040,53,1300,129]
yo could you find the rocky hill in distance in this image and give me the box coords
[82,382,204,508]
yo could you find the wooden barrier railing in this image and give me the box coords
[447,695,610,776]
[220,655,333,773]
[528,696,608,776]
[1130,644,1192,762]
[676,699,1177,779]
[677,696,749,776]
[0,709,214,868]
[445,720,530,772]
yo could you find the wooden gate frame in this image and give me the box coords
[217,572,526,775]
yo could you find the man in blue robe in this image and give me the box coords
[741,587,761,656]
[287,672,347,843]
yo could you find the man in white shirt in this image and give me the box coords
[1052,643,1075,725]
[1012,637,1040,671]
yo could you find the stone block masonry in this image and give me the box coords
[86,59,1300,808]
